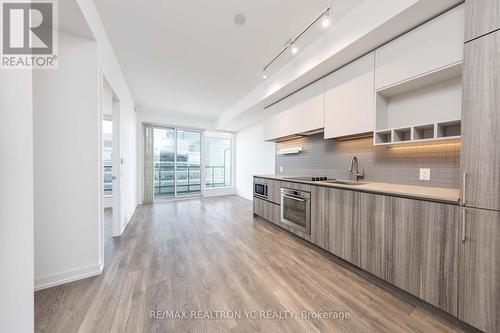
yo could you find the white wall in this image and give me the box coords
[33,31,101,290]
[0,71,34,333]
[235,122,275,200]
[77,0,137,232]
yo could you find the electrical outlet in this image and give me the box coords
[280,166,284,173]
[420,168,431,181]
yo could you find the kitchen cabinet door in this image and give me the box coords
[359,193,388,280]
[327,188,360,266]
[311,186,329,250]
[459,207,500,333]
[253,197,280,226]
[465,0,500,42]
[263,80,324,141]
[386,197,459,315]
[324,52,375,139]
[375,5,464,90]
[461,30,500,211]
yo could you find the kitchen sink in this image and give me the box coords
[321,180,368,186]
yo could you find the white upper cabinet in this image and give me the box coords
[375,5,464,90]
[324,52,375,139]
[263,80,324,141]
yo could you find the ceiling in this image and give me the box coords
[93,0,364,119]
[59,0,95,40]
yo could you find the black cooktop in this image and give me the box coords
[285,176,333,182]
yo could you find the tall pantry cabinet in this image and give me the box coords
[459,2,500,332]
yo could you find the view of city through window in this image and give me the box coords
[103,119,113,196]
[153,128,201,197]
[153,128,232,198]
[205,132,232,188]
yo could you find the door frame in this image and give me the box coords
[111,94,121,237]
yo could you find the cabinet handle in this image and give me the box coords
[461,208,467,242]
[462,172,467,205]
[282,194,306,202]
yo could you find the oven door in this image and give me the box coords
[281,192,310,234]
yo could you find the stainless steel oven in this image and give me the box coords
[254,181,268,200]
[280,188,311,235]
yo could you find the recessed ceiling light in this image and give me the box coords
[290,45,299,54]
[234,13,246,26]
[262,74,268,79]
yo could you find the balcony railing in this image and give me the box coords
[153,163,229,196]
[205,165,228,188]
[154,163,201,196]
[103,164,112,196]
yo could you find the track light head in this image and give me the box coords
[322,8,331,28]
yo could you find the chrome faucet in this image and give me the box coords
[349,156,364,182]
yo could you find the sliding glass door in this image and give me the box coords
[154,127,175,198]
[153,127,201,199]
[176,130,201,196]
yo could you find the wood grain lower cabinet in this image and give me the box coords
[253,197,280,226]
[311,186,360,265]
[417,201,459,315]
[359,193,389,279]
[359,194,459,315]
[458,207,500,333]
[311,186,329,250]
[310,187,360,265]
[328,189,360,266]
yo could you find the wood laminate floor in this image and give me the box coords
[35,196,468,333]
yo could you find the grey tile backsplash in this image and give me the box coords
[275,134,461,189]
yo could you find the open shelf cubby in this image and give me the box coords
[393,127,412,142]
[414,124,435,140]
[437,120,461,138]
[375,130,392,144]
[374,62,462,146]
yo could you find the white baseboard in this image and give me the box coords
[34,262,104,291]
[113,204,138,237]
[203,188,236,197]
[122,204,137,233]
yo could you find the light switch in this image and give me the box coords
[420,168,431,181]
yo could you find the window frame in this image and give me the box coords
[202,130,235,191]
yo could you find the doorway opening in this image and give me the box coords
[101,79,121,268]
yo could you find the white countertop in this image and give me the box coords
[255,175,460,204]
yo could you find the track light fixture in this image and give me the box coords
[261,6,332,75]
